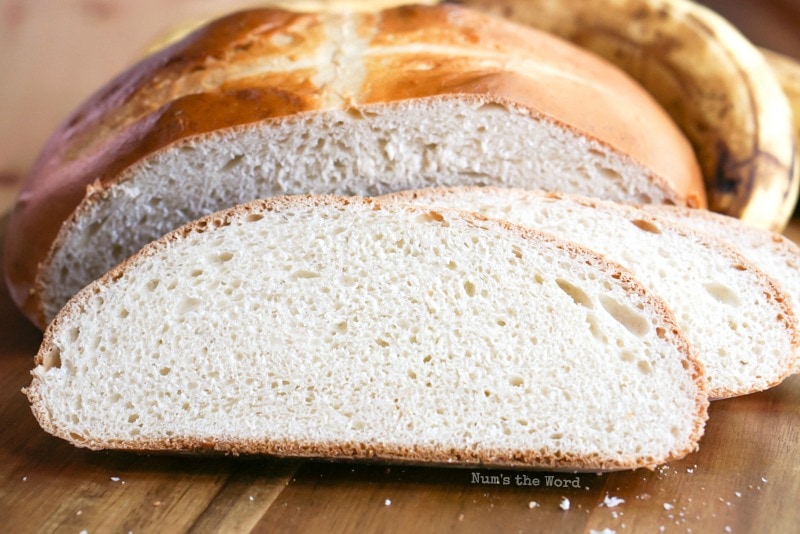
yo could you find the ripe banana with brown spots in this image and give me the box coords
[452,0,799,231]
[764,48,800,150]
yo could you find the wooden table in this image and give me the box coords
[1,1,799,532]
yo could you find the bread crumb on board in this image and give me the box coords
[560,497,570,511]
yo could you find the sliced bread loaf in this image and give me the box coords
[4,4,704,330]
[383,186,799,398]
[26,196,707,470]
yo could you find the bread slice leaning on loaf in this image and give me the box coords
[640,204,800,374]
[640,205,800,332]
[3,4,704,330]
[26,196,708,471]
[381,187,799,399]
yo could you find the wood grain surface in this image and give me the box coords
[1,1,799,532]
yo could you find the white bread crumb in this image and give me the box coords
[603,495,625,508]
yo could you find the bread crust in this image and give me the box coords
[4,4,703,329]
[26,194,708,471]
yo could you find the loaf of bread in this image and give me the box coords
[4,4,704,329]
[383,186,799,398]
[26,196,707,470]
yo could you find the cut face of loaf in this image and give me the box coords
[383,187,799,398]
[27,196,707,471]
[4,4,704,329]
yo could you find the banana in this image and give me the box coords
[453,0,799,231]
[763,48,800,150]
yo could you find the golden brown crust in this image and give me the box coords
[4,4,704,329]
[26,194,707,470]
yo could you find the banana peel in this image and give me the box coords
[764,48,800,152]
[764,48,800,221]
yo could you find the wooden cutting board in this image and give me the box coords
[1,212,799,532]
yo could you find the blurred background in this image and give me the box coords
[1,0,798,214]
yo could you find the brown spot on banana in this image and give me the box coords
[454,0,799,231]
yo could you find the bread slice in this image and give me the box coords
[4,4,704,329]
[26,196,707,471]
[641,205,800,322]
[640,204,800,375]
[382,187,799,398]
